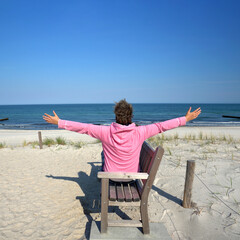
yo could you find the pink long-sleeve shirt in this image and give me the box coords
[58,117,186,172]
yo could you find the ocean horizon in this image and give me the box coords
[0,103,240,130]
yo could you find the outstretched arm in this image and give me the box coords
[43,111,60,125]
[139,107,201,140]
[43,111,107,141]
[185,107,201,122]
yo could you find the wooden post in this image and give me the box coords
[101,178,109,233]
[182,160,195,208]
[38,131,43,149]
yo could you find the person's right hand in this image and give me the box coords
[43,111,60,125]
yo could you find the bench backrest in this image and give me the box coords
[138,142,164,199]
[140,142,155,173]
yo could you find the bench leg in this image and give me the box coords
[140,202,150,234]
[101,178,109,233]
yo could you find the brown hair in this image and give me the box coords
[114,99,133,125]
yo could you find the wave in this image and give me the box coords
[188,121,240,126]
[0,122,56,130]
[1,120,240,130]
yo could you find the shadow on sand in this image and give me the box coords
[46,161,101,239]
[46,160,132,239]
[152,185,183,206]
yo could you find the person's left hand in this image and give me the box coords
[185,107,201,122]
[43,111,60,125]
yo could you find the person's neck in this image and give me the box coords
[116,122,132,126]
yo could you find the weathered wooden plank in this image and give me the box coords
[140,143,155,172]
[145,153,155,173]
[109,181,117,201]
[140,143,150,167]
[140,150,148,172]
[142,153,152,173]
[109,201,140,206]
[139,147,147,168]
[123,183,132,202]
[98,172,148,180]
[38,131,43,149]
[101,178,109,233]
[136,179,143,196]
[129,181,140,202]
[141,203,150,234]
[182,160,196,208]
[116,182,124,202]
[142,147,164,198]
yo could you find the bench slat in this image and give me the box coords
[142,153,152,173]
[116,182,124,202]
[98,172,148,179]
[140,147,147,169]
[129,181,140,202]
[109,182,117,201]
[109,201,140,206]
[123,183,132,202]
[136,179,143,196]
[140,143,154,173]
[145,152,155,173]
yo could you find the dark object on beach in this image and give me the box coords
[222,115,240,119]
[0,118,9,121]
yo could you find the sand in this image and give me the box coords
[0,127,240,239]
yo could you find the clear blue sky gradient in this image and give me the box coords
[1,0,240,104]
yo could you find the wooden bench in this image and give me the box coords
[97,141,164,234]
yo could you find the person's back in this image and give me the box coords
[100,122,143,172]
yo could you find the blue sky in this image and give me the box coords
[0,0,240,104]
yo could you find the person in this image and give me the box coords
[43,99,201,173]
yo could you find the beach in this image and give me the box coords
[0,126,240,239]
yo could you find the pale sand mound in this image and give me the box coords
[0,127,240,239]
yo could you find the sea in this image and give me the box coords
[0,103,240,130]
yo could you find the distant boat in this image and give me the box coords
[222,115,240,119]
[0,118,9,121]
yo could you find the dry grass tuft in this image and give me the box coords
[0,142,6,149]
[43,138,56,147]
[55,137,67,145]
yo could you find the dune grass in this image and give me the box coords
[71,141,85,149]
[147,133,239,147]
[55,137,67,145]
[43,138,56,147]
[0,142,6,149]
[42,137,67,147]
[20,136,90,149]
[22,140,39,148]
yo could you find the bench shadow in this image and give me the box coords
[46,161,101,239]
[46,155,133,239]
[152,185,183,206]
